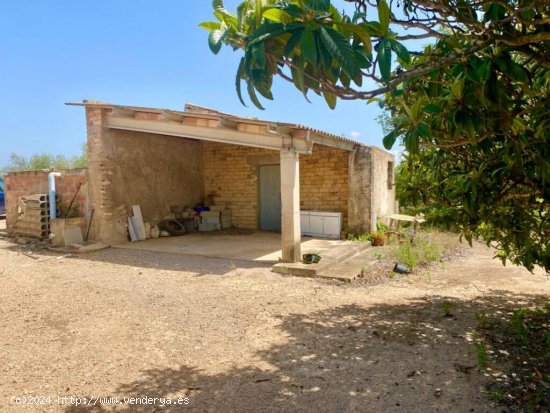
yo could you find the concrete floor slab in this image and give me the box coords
[113,231,349,264]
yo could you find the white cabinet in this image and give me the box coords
[300,211,310,234]
[300,211,342,239]
[323,215,341,237]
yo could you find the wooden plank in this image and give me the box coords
[128,217,138,242]
[386,214,426,223]
[131,205,147,241]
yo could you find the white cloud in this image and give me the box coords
[350,130,361,138]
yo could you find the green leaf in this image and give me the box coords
[235,57,247,106]
[250,43,266,69]
[404,130,419,153]
[212,0,224,11]
[483,3,506,22]
[254,79,274,100]
[383,129,398,150]
[340,71,351,88]
[262,8,293,23]
[389,39,410,63]
[304,0,330,12]
[473,60,491,82]
[377,38,392,82]
[319,26,358,78]
[316,31,332,67]
[255,0,262,26]
[270,3,304,18]
[416,122,432,138]
[284,27,305,55]
[352,68,363,87]
[213,9,238,29]
[329,5,343,22]
[199,21,221,31]
[300,26,317,65]
[400,100,414,120]
[323,92,337,109]
[334,22,372,54]
[364,21,382,36]
[377,0,391,35]
[236,1,249,30]
[247,82,265,110]
[507,61,529,83]
[247,23,287,46]
[450,78,464,99]
[290,59,306,94]
[208,29,227,54]
[424,103,441,113]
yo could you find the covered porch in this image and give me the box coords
[73,101,361,263]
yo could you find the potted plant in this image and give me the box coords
[370,231,386,246]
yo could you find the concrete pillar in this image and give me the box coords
[280,148,301,263]
[348,146,374,235]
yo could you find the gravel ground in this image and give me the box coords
[0,232,549,413]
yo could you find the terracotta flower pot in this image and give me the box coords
[371,237,385,246]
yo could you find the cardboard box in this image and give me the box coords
[200,211,221,218]
[221,216,232,229]
[198,223,221,232]
[202,216,221,225]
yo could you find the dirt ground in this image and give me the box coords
[0,230,549,412]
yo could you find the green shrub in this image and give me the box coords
[396,241,421,269]
[353,234,372,242]
[422,240,442,262]
[394,237,442,270]
[442,300,453,317]
[476,343,488,369]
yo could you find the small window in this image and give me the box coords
[387,161,394,190]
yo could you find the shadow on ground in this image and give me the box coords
[66,291,549,413]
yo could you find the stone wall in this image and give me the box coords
[202,142,350,229]
[370,147,397,226]
[4,168,88,232]
[347,146,397,235]
[85,106,204,244]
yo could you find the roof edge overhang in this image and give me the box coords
[66,101,363,153]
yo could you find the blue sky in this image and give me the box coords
[0,0,388,167]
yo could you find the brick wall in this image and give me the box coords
[4,169,88,231]
[300,145,349,219]
[202,142,270,229]
[202,142,350,229]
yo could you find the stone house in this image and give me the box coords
[7,100,397,263]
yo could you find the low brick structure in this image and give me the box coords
[4,169,88,232]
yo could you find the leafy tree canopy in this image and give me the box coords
[201,0,549,272]
[0,145,87,177]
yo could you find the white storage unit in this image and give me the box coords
[300,211,310,234]
[300,211,342,239]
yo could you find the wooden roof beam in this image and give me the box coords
[104,115,313,154]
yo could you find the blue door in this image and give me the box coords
[259,165,281,230]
